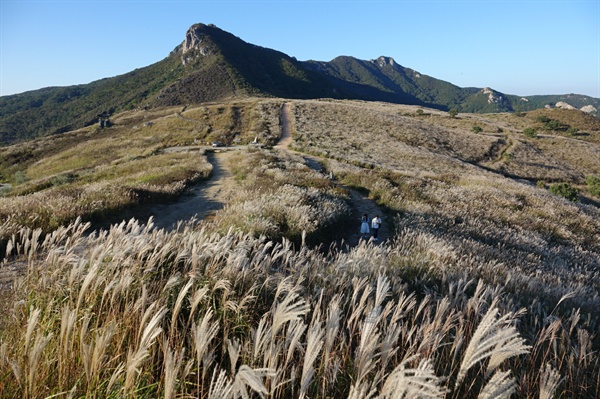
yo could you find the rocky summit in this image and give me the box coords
[1,22,599,145]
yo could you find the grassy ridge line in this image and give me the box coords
[0,100,284,237]
[285,99,600,312]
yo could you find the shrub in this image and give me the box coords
[13,171,28,184]
[472,125,483,133]
[513,108,525,117]
[448,108,458,118]
[587,175,600,197]
[549,182,578,202]
[523,127,537,138]
[545,119,561,130]
[536,115,550,123]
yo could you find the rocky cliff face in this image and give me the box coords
[482,87,506,105]
[181,24,215,65]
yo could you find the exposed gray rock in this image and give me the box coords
[581,105,598,114]
[555,101,576,110]
[181,24,212,65]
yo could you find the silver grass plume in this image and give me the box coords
[193,309,219,380]
[348,381,376,399]
[207,368,233,399]
[27,331,53,397]
[272,281,309,338]
[456,302,530,387]
[299,321,324,399]
[379,358,444,399]
[477,370,516,399]
[233,365,273,399]
[284,319,307,368]
[163,343,186,399]
[169,278,195,338]
[539,363,562,399]
[125,305,167,392]
[324,294,342,361]
[355,305,382,383]
[228,338,241,375]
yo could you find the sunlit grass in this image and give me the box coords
[0,218,597,398]
[1,98,600,398]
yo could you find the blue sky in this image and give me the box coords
[1,0,599,98]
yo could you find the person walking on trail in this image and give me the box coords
[371,214,382,241]
[360,213,370,238]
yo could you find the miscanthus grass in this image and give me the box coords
[0,152,213,240]
[210,148,351,244]
[0,216,598,398]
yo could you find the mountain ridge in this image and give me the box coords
[1,22,598,145]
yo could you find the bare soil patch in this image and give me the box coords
[136,150,238,230]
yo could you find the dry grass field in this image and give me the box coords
[1,98,600,398]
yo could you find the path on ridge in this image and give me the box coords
[1,105,391,299]
[117,150,237,231]
[92,104,391,244]
[277,103,391,246]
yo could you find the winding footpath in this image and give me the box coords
[0,104,392,299]
[131,151,237,231]
[143,102,391,245]
[277,103,391,246]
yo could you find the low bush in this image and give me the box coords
[523,127,537,138]
[587,174,600,197]
[549,182,578,202]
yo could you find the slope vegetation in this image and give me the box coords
[2,23,599,145]
[1,99,600,398]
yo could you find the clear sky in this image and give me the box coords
[1,0,599,98]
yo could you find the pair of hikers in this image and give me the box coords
[360,214,382,241]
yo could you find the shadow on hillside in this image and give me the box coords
[87,154,227,234]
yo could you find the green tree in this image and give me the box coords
[549,182,578,202]
[523,127,537,138]
[448,108,458,118]
[586,175,600,197]
[545,119,561,130]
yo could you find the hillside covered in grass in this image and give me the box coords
[1,99,600,398]
[2,23,599,146]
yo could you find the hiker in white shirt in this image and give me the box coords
[360,213,370,238]
[371,215,382,240]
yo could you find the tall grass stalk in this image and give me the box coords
[0,217,598,398]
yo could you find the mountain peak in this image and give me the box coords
[182,23,219,64]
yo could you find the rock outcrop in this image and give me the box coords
[181,23,214,65]
[581,105,598,114]
[556,101,576,110]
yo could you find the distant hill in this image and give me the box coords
[1,23,599,145]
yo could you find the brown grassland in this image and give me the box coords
[1,98,599,398]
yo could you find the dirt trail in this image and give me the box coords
[1,106,390,297]
[275,103,294,150]
[126,151,237,231]
[277,103,391,246]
